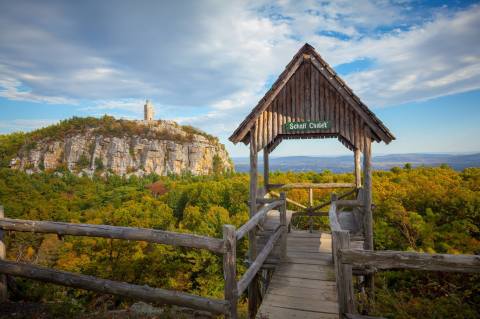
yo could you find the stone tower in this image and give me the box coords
[144,99,154,121]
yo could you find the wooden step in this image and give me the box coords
[257,305,338,319]
[269,276,336,289]
[261,293,339,314]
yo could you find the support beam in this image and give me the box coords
[363,136,373,250]
[362,134,374,306]
[263,150,269,191]
[0,206,6,302]
[248,127,259,318]
[354,149,362,188]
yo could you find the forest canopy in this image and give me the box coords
[0,166,478,318]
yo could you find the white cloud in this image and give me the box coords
[340,4,480,106]
[1,1,476,110]
[0,0,479,156]
[0,67,78,104]
[81,98,146,112]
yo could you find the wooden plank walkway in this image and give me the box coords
[256,230,339,319]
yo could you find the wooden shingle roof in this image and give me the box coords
[229,43,395,152]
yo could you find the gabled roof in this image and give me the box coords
[229,43,395,148]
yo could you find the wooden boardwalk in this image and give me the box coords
[256,230,339,319]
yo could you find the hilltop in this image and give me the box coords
[0,116,233,176]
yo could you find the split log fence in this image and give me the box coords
[1,189,479,319]
[0,196,287,319]
[270,183,357,233]
[328,194,480,319]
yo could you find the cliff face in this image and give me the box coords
[9,118,232,177]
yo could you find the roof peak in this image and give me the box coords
[229,44,395,149]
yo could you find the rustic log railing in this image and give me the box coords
[0,196,287,319]
[273,184,358,233]
[327,196,480,319]
[329,194,356,316]
[235,200,284,241]
[6,189,477,319]
[0,259,228,313]
[269,190,306,209]
[234,195,287,318]
[268,182,356,190]
[339,249,480,273]
[309,187,358,213]
[0,211,227,314]
[0,218,225,253]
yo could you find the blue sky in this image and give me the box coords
[0,0,479,157]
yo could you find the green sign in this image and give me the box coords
[284,121,331,132]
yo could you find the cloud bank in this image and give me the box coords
[0,0,479,139]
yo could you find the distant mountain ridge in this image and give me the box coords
[233,153,480,172]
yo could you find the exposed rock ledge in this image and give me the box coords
[10,119,232,177]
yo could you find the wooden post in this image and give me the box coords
[223,225,238,319]
[279,192,287,259]
[333,230,355,317]
[0,205,7,302]
[363,136,373,250]
[330,193,337,260]
[263,149,269,191]
[354,149,361,188]
[248,128,259,318]
[308,188,313,233]
[363,135,374,306]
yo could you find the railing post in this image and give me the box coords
[331,193,338,205]
[333,230,355,317]
[330,193,338,259]
[308,188,313,233]
[354,148,362,188]
[263,149,269,191]
[223,225,238,318]
[0,205,6,302]
[362,136,375,308]
[279,192,287,259]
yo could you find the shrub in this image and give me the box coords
[94,158,104,171]
[77,154,90,169]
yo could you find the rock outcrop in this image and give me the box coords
[10,118,232,177]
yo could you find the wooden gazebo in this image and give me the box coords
[230,43,394,316]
